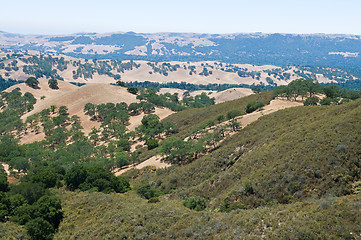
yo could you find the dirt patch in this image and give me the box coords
[1,163,10,175]
[114,155,171,176]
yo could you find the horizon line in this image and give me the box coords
[1,29,361,37]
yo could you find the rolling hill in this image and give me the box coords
[1,50,359,93]
[2,31,361,69]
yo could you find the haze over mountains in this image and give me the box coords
[1,31,361,68]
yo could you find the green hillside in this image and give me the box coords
[58,99,361,239]
[51,190,361,240]
[133,99,361,208]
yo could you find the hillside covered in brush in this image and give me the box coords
[0,75,360,239]
[58,98,361,239]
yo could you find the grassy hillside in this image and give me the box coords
[131,99,361,208]
[54,190,361,239]
[163,91,273,138]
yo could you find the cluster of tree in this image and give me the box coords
[72,59,140,80]
[0,135,133,239]
[147,62,180,76]
[72,62,96,79]
[159,107,246,165]
[48,79,58,89]
[0,59,19,72]
[25,77,39,89]
[0,76,22,92]
[136,114,178,142]
[124,81,275,92]
[128,101,155,115]
[21,55,64,80]
[199,67,212,76]
[65,165,130,193]
[136,88,215,112]
[0,88,36,135]
[273,78,361,105]
[0,168,63,240]
[273,78,321,101]
[84,102,129,125]
[299,66,356,83]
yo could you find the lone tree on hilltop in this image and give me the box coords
[48,79,58,89]
[25,77,39,89]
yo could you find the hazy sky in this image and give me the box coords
[1,0,361,35]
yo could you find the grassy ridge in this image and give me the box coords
[162,91,273,138]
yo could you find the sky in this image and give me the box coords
[1,0,361,35]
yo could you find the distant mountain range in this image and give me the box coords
[1,31,361,68]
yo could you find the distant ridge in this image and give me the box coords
[1,31,361,68]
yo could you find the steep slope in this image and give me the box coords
[132,99,361,208]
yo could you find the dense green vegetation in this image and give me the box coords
[65,165,130,193]
[0,169,63,240]
[273,78,361,105]
[0,88,36,135]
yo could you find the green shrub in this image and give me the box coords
[48,79,58,89]
[320,98,332,105]
[136,184,162,199]
[245,100,264,113]
[25,217,54,240]
[127,86,138,95]
[25,77,39,89]
[226,109,242,120]
[183,196,207,211]
[146,138,159,150]
[216,114,225,122]
[303,96,319,106]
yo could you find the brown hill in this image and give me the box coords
[7,80,173,144]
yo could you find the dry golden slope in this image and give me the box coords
[6,80,173,144]
[158,87,254,104]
